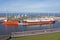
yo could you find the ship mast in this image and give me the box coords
[48,12,49,17]
[5,8,8,21]
[6,10,7,21]
[53,13,55,19]
[54,13,55,17]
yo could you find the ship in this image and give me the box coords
[20,17,55,25]
[3,20,18,26]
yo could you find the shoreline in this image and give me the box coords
[11,28,60,37]
[0,28,60,38]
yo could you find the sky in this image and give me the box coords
[0,0,60,13]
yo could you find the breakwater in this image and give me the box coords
[11,28,60,37]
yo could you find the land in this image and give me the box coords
[0,38,7,40]
[1,28,60,40]
[0,32,60,40]
[10,28,60,37]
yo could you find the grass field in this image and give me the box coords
[0,38,7,40]
[1,32,60,40]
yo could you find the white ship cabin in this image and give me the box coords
[23,18,40,22]
[40,17,54,21]
[23,17,55,22]
[0,17,6,21]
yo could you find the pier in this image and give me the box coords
[54,17,60,22]
[11,28,60,37]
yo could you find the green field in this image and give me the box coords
[1,32,60,40]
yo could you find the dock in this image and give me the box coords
[11,28,60,37]
[54,16,60,22]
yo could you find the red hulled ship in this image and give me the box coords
[19,17,55,25]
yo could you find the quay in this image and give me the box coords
[54,16,60,22]
[11,28,60,37]
[0,28,60,38]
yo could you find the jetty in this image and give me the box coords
[54,16,60,22]
[11,28,60,37]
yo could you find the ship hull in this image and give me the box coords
[3,21,18,26]
[22,21,55,25]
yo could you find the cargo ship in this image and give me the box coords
[3,20,19,26]
[21,17,55,25]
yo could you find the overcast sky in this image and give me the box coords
[0,0,60,13]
